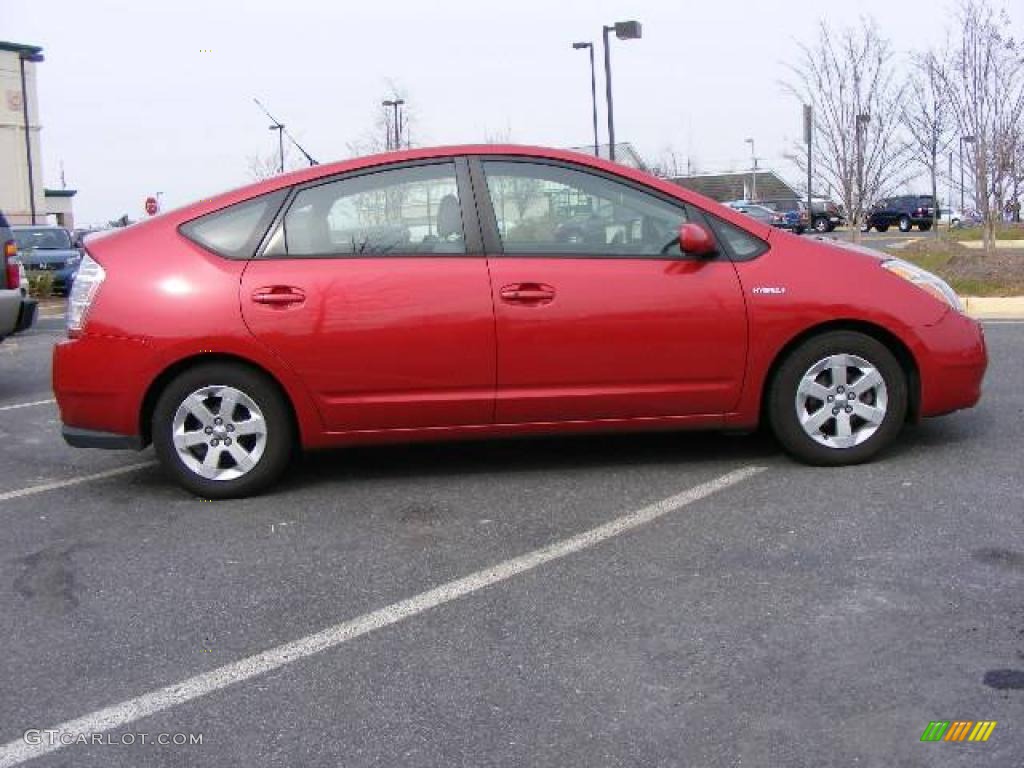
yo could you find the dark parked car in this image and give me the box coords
[809,199,844,232]
[1,211,37,342]
[12,225,82,294]
[864,195,939,233]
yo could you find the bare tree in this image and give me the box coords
[649,146,688,178]
[900,51,955,237]
[246,143,299,181]
[943,0,1024,252]
[783,22,912,240]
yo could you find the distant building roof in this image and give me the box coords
[667,170,799,202]
[566,142,648,171]
[0,41,43,56]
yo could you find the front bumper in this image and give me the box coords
[915,309,987,417]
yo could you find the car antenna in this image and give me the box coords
[252,98,319,166]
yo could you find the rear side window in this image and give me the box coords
[181,190,286,259]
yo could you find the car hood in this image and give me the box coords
[807,236,890,262]
[19,249,79,265]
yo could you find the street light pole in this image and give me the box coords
[572,42,599,157]
[269,124,284,173]
[600,20,642,163]
[18,50,44,224]
[960,135,975,212]
[382,99,405,151]
[744,138,756,200]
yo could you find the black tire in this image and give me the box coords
[152,362,294,498]
[826,222,837,232]
[794,226,806,235]
[768,331,907,466]
[875,224,889,233]
[918,222,932,232]
[898,215,912,233]
[814,216,830,233]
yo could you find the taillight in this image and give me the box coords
[3,240,17,289]
[67,251,106,335]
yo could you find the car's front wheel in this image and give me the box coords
[768,331,907,465]
[153,363,294,498]
[814,217,830,233]
[898,215,912,232]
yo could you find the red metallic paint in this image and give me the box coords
[52,145,987,452]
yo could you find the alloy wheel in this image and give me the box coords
[171,385,268,480]
[794,354,888,449]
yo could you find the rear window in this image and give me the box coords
[180,190,287,259]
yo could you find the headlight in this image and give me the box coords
[882,258,962,312]
[67,252,105,333]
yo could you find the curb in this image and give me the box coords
[961,296,1024,320]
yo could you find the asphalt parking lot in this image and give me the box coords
[0,310,1021,767]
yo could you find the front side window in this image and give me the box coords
[266,163,465,257]
[482,161,691,257]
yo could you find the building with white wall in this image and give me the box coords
[0,41,75,228]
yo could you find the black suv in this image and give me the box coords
[863,195,939,233]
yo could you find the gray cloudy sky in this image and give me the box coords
[6,0,1019,224]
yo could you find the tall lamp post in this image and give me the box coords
[572,42,599,158]
[19,49,45,224]
[960,135,975,212]
[269,124,284,173]
[383,99,405,151]
[744,138,757,200]
[601,20,642,163]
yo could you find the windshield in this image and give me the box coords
[14,227,73,250]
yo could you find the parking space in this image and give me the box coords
[0,319,1021,766]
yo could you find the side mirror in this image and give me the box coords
[678,222,716,257]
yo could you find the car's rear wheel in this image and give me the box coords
[768,331,907,465]
[875,224,889,232]
[814,216,830,233]
[918,222,932,231]
[153,363,294,498]
[898,215,912,232]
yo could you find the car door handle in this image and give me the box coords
[499,283,555,305]
[251,287,306,306]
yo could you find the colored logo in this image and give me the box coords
[920,721,997,742]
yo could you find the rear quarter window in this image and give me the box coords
[180,190,287,259]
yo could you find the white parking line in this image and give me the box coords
[0,465,763,767]
[0,398,55,412]
[0,461,157,503]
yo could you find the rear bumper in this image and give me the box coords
[916,309,987,417]
[53,334,152,441]
[62,425,144,450]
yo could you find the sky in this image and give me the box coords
[4,0,1020,225]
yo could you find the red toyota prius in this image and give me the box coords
[54,146,986,497]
